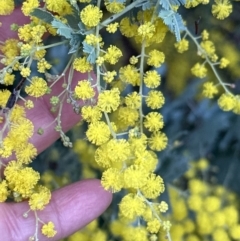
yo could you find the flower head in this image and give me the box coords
[86,121,111,145]
[74,80,95,100]
[80,5,103,27]
[119,194,146,220]
[174,39,189,53]
[73,57,93,73]
[218,93,235,111]
[147,49,165,67]
[144,112,164,132]
[191,63,207,78]
[0,0,14,15]
[104,45,122,65]
[101,168,123,192]
[119,65,140,86]
[202,82,218,99]
[0,181,9,202]
[29,185,51,210]
[25,76,48,97]
[41,221,57,238]
[97,88,120,113]
[125,92,141,109]
[148,132,168,151]
[146,91,165,109]
[140,173,165,199]
[144,70,161,88]
[212,0,232,20]
[81,106,102,123]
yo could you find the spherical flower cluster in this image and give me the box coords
[0,39,19,65]
[37,58,51,73]
[31,25,47,43]
[174,39,189,53]
[81,106,102,123]
[103,70,117,83]
[15,142,37,164]
[191,63,207,78]
[97,88,120,113]
[0,181,9,202]
[201,30,209,40]
[200,40,216,57]
[22,0,39,16]
[137,22,155,40]
[218,93,235,111]
[140,173,165,199]
[20,67,31,77]
[80,5,103,27]
[146,91,165,109]
[212,0,232,20]
[18,24,32,42]
[104,45,122,65]
[105,1,125,13]
[119,194,146,220]
[101,168,123,192]
[41,221,57,238]
[119,17,138,38]
[106,139,131,163]
[25,76,48,97]
[45,0,72,15]
[115,107,139,131]
[125,92,141,109]
[147,218,161,233]
[144,70,161,88]
[106,22,119,33]
[86,121,111,145]
[144,112,164,132]
[202,82,218,98]
[29,185,51,210]
[119,64,140,86]
[123,165,148,189]
[0,89,11,107]
[0,0,14,15]
[219,57,230,68]
[129,56,138,65]
[85,34,102,46]
[3,73,15,85]
[73,57,93,73]
[148,132,168,151]
[74,80,95,100]
[147,49,165,67]
[159,201,168,212]
[4,161,40,198]
[10,117,34,142]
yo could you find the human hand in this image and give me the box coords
[0,7,112,241]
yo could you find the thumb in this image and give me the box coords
[0,179,112,241]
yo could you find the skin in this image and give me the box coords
[0,7,112,241]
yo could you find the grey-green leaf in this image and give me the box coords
[30,8,54,24]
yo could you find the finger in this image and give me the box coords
[26,70,90,154]
[0,8,93,154]
[0,179,112,241]
[0,8,28,41]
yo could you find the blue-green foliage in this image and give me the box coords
[51,19,73,39]
[82,42,97,64]
[30,8,54,24]
[158,0,186,41]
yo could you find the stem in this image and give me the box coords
[103,112,116,138]
[36,40,68,51]
[139,41,146,133]
[99,0,144,30]
[185,28,230,94]
[34,211,39,241]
